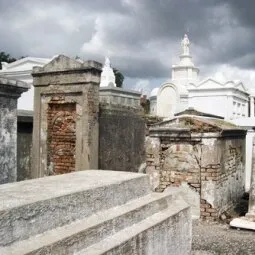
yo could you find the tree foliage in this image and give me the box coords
[113,68,124,88]
[0,52,17,69]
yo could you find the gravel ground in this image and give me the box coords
[192,220,255,255]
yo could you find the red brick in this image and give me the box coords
[206,208,217,213]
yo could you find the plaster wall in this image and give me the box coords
[189,95,227,118]
[200,137,245,216]
[157,85,178,118]
[189,90,249,120]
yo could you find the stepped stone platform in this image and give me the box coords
[0,170,191,255]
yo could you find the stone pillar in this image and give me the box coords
[0,77,29,184]
[245,129,255,192]
[250,96,254,117]
[31,55,101,179]
[246,136,255,219]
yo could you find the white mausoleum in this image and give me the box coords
[151,34,251,120]
[0,57,53,110]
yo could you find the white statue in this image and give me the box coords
[181,34,190,55]
[105,57,111,68]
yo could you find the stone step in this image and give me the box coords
[0,191,181,255]
[0,170,151,246]
[78,199,191,255]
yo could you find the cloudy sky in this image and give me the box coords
[1,0,255,95]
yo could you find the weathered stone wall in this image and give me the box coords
[0,97,17,184]
[146,133,245,220]
[200,138,245,219]
[16,103,147,180]
[0,78,29,184]
[99,104,145,172]
[32,56,101,178]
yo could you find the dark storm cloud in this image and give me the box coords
[1,0,255,79]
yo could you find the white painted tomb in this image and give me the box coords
[152,34,250,120]
[0,57,53,110]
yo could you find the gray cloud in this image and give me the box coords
[1,0,255,81]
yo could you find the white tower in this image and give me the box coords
[172,34,199,89]
[100,57,116,87]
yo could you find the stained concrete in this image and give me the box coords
[99,104,145,172]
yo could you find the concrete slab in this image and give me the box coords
[0,170,151,246]
[78,199,191,255]
[0,171,192,254]
[230,218,255,231]
[0,170,149,210]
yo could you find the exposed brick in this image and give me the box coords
[200,203,211,208]
[47,102,76,174]
[206,208,217,213]
[201,212,210,217]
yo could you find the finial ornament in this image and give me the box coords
[100,56,116,87]
[181,34,190,55]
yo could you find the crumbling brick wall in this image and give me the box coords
[32,56,101,178]
[146,135,245,220]
[47,99,76,174]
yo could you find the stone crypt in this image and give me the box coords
[145,114,246,220]
[31,55,101,178]
[0,77,29,184]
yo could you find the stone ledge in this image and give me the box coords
[0,76,29,98]
[230,217,255,231]
[0,76,30,89]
